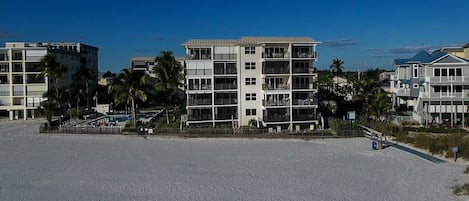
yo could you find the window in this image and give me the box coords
[245,62,256,70]
[441,68,447,76]
[434,86,440,92]
[434,68,440,76]
[245,78,256,85]
[246,109,256,116]
[456,68,462,76]
[245,46,255,54]
[455,86,463,92]
[413,65,418,78]
[449,69,455,76]
[413,84,419,88]
[245,93,257,101]
[0,64,8,72]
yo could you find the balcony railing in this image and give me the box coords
[263,99,290,107]
[214,98,237,105]
[188,114,212,121]
[262,67,289,74]
[262,52,289,59]
[292,115,316,121]
[186,69,212,76]
[292,83,316,90]
[214,68,237,75]
[428,76,469,83]
[187,54,211,60]
[292,68,315,74]
[214,83,237,90]
[263,115,290,122]
[262,83,289,90]
[188,99,212,106]
[214,54,237,60]
[292,52,316,58]
[188,85,212,90]
[26,56,43,62]
[397,88,410,96]
[216,113,238,120]
[293,99,318,106]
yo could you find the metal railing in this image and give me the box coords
[39,125,124,134]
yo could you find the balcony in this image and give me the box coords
[188,84,212,90]
[188,114,212,121]
[214,98,237,105]
[397,88,410,96]
[214,83,237,90]
[188,99,212,106]
[214,54,237,60]
[215,106,237,120]
[186,69,212,76]
[215,113,238,120]
[262,52,289,59]
[263,99,289,107]
[214,65,237,75]
[187,48,212,60]
[293,98,318,106]
[0,75,8,84]
[26,64,43,72]
[264,108,290,122]
[292,83,316,90]
[428,76,469,84]
[263,115,290,122]
[292,114,316,121]
[292,51,316,59]
[292,67,315,74]
[262,67,289,74]
[26,75,45,84]
[262,83,289,90]
[0,54,7,61]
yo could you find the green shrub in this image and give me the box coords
[328,117,359,130]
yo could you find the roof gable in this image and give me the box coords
[425,52,469,64]
[409,50,430,62]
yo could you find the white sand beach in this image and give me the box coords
[0,119,468,201]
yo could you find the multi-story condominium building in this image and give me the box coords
[182,36,320,131]
[0,42,98,120]
[131,56,156,75]
[391,50,469,126]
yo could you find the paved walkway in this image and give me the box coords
[386,142,446,163]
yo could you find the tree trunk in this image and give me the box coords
[131,97,136,128]
[166,107,169,125]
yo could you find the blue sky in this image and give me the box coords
[1,0,468,72]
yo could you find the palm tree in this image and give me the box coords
[73,66,93,109]
[330,58,344,91]
[353,78,380,106]
[38,54,67,126]
[153,51,184,125]
[108,68,149,128]
[368,90,391,120]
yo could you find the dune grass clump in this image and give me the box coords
[453,183,469,196]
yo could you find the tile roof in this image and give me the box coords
[239,36,317,44]
[182,36,318,46]
[182,39,239,46]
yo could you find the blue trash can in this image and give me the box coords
[372,141,377,150]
